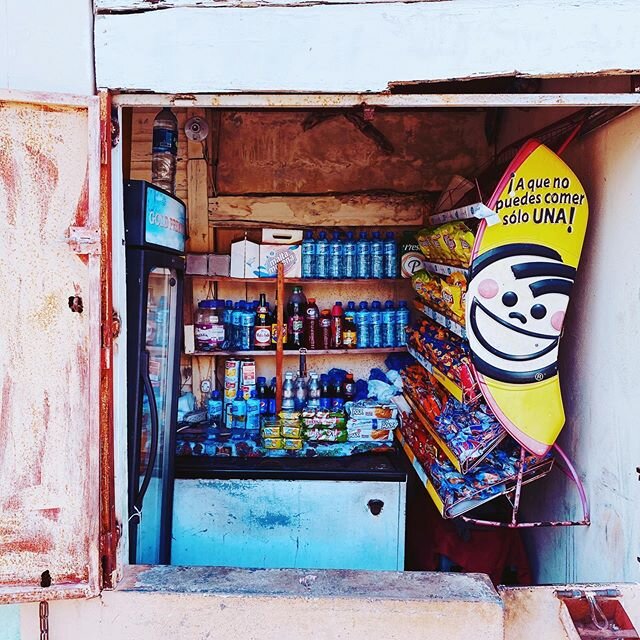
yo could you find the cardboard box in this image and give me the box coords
[207,254,230,276]
[257,244,301,278]
[262,228,304,245]
[230,239,260,278]
[186,254,208,275]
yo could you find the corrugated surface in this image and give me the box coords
[0,95,101,602]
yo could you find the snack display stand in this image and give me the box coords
[398,139,592,529]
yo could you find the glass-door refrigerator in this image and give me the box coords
[124,180,186,564]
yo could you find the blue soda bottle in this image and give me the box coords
[329,231,343,279]
[268,377,277,415]
[396,300,410,347]
[343,231,356,279]
[356,232,370,279]
[384,231,398,278]
[315,231,329,279]
[301,230,315,278]
[370,232,384,279]
[257,376,269,416]
[356,301,370,348]
[382,300,396,348]
[345,300,357,324]
[207,389,223,427]
[370,300,382,348]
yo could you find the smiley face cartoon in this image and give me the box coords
[466,243,576,385]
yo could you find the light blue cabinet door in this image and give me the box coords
[171,479,405,571]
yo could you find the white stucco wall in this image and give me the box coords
[0,0,94,94]
[514,107,640,584]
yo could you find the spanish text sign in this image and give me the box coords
[465,141,588,456]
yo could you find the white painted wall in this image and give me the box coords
[517,107,640,584]
[0,0,94,95]
[95,0,640,93]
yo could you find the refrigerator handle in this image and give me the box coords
[133,350,160,514]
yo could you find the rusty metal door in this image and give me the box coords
[0,91,103,603]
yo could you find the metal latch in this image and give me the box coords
[556,588,639,639]
[66,226,101,255]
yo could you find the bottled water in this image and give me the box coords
[356,301,370,348]
[356,232,370,279]
[343,231,356,278]
[307,371,321,409]
[315,231,329,279]
[370,300,382,348]
[382,300,396,348]
[246,391,261,437]
[207,390,223,427]
[282,371,295,411]
[231,390,247,437]
[370,231,384,279]
[151,108,178,194]
[395,300,410,347]
[239,305,255,351]
[329,231,343,279]
[301,230,315,278]
[231,301,244,349]
[384,231,398,278]
[294,375,307,410]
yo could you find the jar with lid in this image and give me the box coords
[195,300,225,351]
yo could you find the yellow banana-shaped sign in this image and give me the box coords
[465,140,588,456]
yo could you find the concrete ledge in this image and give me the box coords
[117,565,502,603]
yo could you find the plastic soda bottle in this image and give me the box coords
[343,231,356,279]
[315,231,329,279]
[370,231,384,279]
[304,297,320,349]
[396,300,410,347]
[307,371,321,409]
[384,231,398,278]
[246,390,261,437]
[329,231,343,279]
[370,300,382,348]
[151,107,178,194]
[382,300,396,348]
[331,301,344,348]
[301,230,315,278]
[356,231,370,279]
[207,390,223,427]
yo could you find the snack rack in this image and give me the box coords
[398,191,591,528]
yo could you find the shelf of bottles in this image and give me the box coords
[187,276,408,284]
[190,347,408,357]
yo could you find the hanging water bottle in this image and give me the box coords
[382,300,396,348]
[356,301,370,348]
[370,300,383,348]
[370,232,384,279]
[343,231,356,279]
[356,232,371,279]
[384,231,398,278]
[329,231,343,279]
[315,231,329,279]
[151,108,178,194]
[395,300,410,347]
[301,230,315,278]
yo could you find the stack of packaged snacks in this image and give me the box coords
[416,222,475,267]
[261,412,304,450]
[397,411,553,518]
[302,409,347,443]
[407,318,475,390]
[412,269,467,324]
[345,399,398,442]
[401,364,505,473]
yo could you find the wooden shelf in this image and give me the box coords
[188,347,408,357]
[186,276,410,284]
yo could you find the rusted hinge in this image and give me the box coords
[66,226,101,255]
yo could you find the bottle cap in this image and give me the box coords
[257,376,266,384]
[235,389,244,399]
[385,300,395,309]
[318,231,327,239]
[346,231,354,240]
[385,231,395,240]
[250,390,256,398]
[372,300,381,310]
[372,231,380,239]
[212,390,220,399]
[359,231,367,239]
[308,297,316,303]
[399,300,407,308]
[304,230,313,239]
[332,231,341,240]
[359,301,369,309]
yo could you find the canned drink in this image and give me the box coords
[225,358,240,381]
[240,360,256,386]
